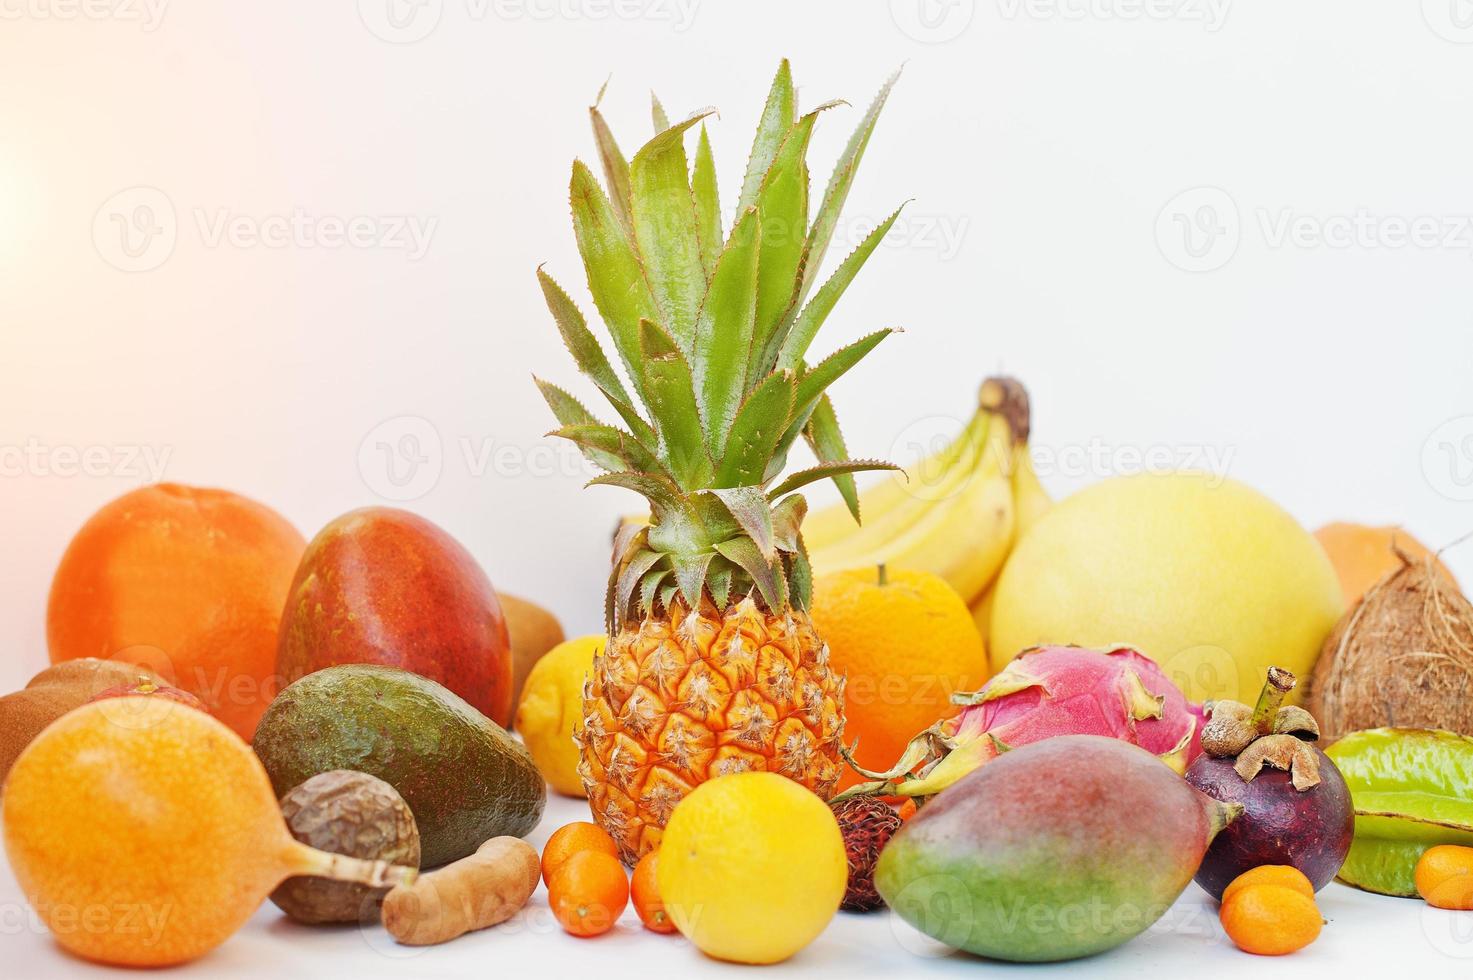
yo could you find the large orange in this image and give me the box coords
[810,567,987,789]
[47,483,305,740]
[1314,522,1457,607]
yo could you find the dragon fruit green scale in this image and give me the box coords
[843,645,1203,798]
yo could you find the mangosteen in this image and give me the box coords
[1185,666,1353,899]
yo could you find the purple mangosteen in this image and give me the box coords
[1185,667,1354,899]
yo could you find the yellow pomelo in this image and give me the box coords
[657,772,845,964]
[513,634,602,796]
[989,472,1343,704]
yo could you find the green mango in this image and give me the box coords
[1326,728,1473,896]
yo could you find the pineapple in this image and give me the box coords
[538,61,904,862]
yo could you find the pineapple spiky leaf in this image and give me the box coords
[714,536,779,610]
[778,202,908,370]
[629,110,715,354]
[802,394,861,523]
[738,59,795,214]
[589,82,633,233]
[700,486,776,560]
[781,328,900,455]
[549,422,662,475]
[650,92,671,134]
[638,318,713,488]
[714,368,796,488]
[692,124,721,276]
[770,493,807,552]
[544,62,903,622]
[800,66,902,306]
[766,459,901,500]
[672,551,716,611]
[570,161,659,390]
[693,206,761,457]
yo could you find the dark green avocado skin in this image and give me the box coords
[254,664,546,867]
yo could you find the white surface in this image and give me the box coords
[5,792,1472,978]
[3,3,1473,977]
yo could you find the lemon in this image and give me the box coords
[513,634,601,796]
[657,772,846,964]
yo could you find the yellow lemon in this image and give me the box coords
[513,634,602,796]
[657,772,845,964]
[990,472,1344,704]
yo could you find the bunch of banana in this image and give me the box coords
[804,376,1052,641]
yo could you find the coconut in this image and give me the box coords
[1307,548,1473,740]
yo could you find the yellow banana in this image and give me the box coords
[968,439,1052,635]
[806,411,991,570]
[827,403,1017,601]
[801,399,989,552]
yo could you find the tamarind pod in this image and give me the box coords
[382,836,539,945]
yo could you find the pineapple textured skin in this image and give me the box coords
[579,598,844,862]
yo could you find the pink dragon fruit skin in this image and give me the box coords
[842,645,1203,799]
[956,645,1203,762]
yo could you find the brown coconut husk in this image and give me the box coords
[1307,545,1473,741]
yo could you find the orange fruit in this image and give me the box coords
[541,821,620,885]
[632,850,675,934]
[1416,845,1473,910]
[2,698,412,966]
[1220,884,1322,955]
[548,850,629,937]
[47,484,305,740]
[1314,523,1456,607]
[1221,865,1315,906]
[810,567,986,788]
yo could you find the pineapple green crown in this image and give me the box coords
[536,61,905,627]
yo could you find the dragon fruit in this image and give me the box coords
[841,645,1203,799]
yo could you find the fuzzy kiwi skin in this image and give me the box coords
[0,660,162,782]
[254,665,546,868]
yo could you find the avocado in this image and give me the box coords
[253,664,546,867]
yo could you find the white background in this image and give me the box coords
[3,0,1473,975]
